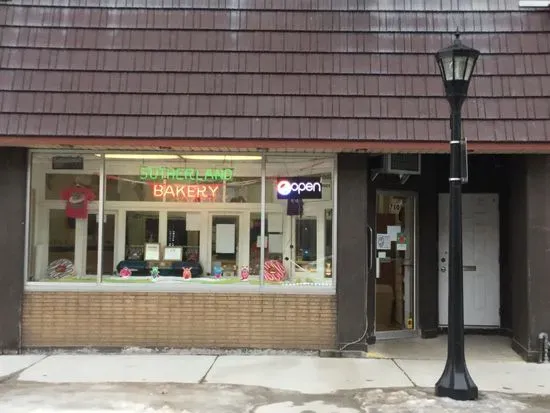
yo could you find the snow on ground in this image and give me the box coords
[3,402,191,413]
[24,347,318,357]
[355,389,532,413]
[254,400,361,413]
[120,347,318,357]
[0,384,547,413]
[255,390,540,413]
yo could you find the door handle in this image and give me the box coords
[367,225,374,272]
[440,267,446,273]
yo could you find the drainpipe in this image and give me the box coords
[538,332,548,363]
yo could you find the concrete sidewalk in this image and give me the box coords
[1,353,550,396]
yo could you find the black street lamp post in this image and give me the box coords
[434,32,480,401]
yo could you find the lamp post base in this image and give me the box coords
[435,366,479,401]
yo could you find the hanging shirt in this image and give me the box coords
[61,186,95,219]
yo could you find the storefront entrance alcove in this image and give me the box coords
[374,191,418,338]
[363,153,440,345]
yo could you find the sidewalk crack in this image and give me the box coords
[391,358,416,387]
[199,355,218,384]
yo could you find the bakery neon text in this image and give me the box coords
[152,184,220,201]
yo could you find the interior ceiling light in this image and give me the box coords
[180,155,262,161]
[96,154,180,160]
[518,0,550,6]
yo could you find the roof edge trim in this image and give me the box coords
[1,137,550,154]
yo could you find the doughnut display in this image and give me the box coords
[263,260,287,282]
[47,259,76,279]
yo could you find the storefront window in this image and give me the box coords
[264,155,334,287]
[28,153,101,281]
[103,154,262,285]
[27,152,335,288]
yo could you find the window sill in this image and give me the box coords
[24,281,336,295]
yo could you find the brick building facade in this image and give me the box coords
[1,0,550,361]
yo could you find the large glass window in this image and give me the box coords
[27,152,334,288]
[28,153,101,282]
[264,155,334,287]
[104,154,262,285]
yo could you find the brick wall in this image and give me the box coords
[22,292,336,350]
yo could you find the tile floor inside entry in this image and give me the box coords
[369,335,522,361]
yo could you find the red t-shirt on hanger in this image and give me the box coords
[61,186,95,219]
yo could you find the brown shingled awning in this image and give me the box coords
[1,0,549,147]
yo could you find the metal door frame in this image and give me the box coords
[374,190,419,340]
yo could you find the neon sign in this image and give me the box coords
[152,184,220,201]
[276,177,322,200]
[140,166,233,183]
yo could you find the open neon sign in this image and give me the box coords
[276,177,322,200]
[152,183,221,202]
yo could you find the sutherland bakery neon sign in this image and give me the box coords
[139,166,229,201]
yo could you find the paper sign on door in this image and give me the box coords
[387,225,401,241]
[377,234,391,250]
[396,233,408,251]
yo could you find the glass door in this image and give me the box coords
[375,191,417,337]
[210,215,240,277]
